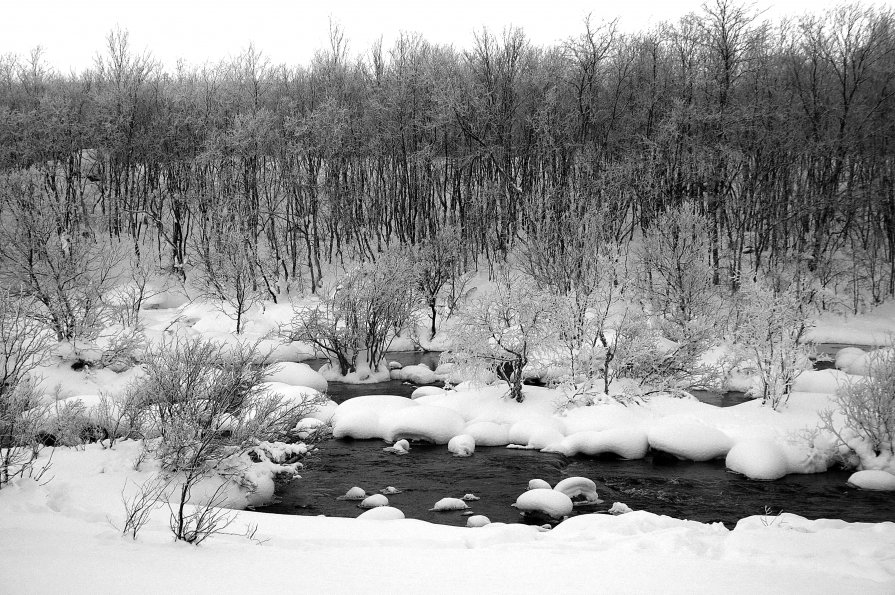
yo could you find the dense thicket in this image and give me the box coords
[1,1,893,309]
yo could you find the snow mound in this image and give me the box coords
[259,382,333,420]
[844,348,894,376]
[263,362,328,393]
[609,502,633,515]
[835,347,866,371]
[357,506,405,520]
[430,497,469,511]
[383,405,466,444]
[391,364,439,385]
[448,434,475,456]
[553,477,600,503]
[847,470,895,491]
[513,488,573,519]
[791,370,848,395]
[293,417,326,439]
[411,386,446,399]
[381,486,402,495]
[508,417,566,450]
[466,515,491,527]
[337,487,367,500]
[648,419,732,461]
[359,494,389,509]
[726,439,789,480]
[383,439,410,454]
[461,493,480,501]
[528,479,551,490]
[464,421,509,446]
[546,428,649,460]
[332,395,416,440]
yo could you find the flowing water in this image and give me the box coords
[259,347,895,527]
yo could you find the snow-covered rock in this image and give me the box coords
[448,434,475,456]
[791,370,848,395]
[847,470,895,491]
[359,494,389,509]
[337,487,367,501]
[430,497,469,511]
[648,419,732,461]
[357,506,405,520]
[546,428,649,460]
[466,515,491,527]
[383,439,411,454]
[528,479,551,490]
[331,395,415,440]
[608,502,633,515]
[381,486,402,495]
[513,488,573,518]
[844,348,894,376]
[383,405,466,444]
[263,362,328,392]
[726,439,789,480]
[508,416,566,448]
[553,477,599,503]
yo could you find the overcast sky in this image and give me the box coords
[1,0,879,73]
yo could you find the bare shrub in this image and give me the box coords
[119,474,172,540]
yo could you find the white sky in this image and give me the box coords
[1,0,881,73]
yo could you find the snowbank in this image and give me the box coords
[848,470,895,491]
[647,418,732,461]
[263,362,329,393]
[726,439,790,480]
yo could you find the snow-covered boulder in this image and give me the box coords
[383,439,411,454]
[648,419,732,461]
[357,506,405,520]
[546,428,649,460]
[263,362,328,393]
[448,434,475,456]
[528,479,551,490]
[513,488,573,518]
[726,439,789,480]
[466,515,491,527]
[430,497,469,511]
[464,421,510,446]
[337,487,367,501]
[553,477,599,503]
[391,364,439,385]
[847,470,895,491]
[383,405,467,444]
[411,386,445,399]
[835,347,866,371]
[359,494,389,509]
[608,502,633,515]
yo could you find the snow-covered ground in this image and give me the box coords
[2,442,894,594]
[4,290,895,592]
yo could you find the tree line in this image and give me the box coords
[0,1,893,310]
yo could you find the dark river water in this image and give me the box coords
[258,347,895,527]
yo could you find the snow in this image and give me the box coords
[337,487,367,500]
[383,404,467,444]
[357,506,405,520]
[390,363,440,384]
[546,428,650,460]
[843,348,894,376]
[835,347,867,370]
[513,488,574,518]
[359,494,389,508]
[383,439,410,454]
[262,361,329,393]
[411,386,446,399]
[726,439,791,480]
[847,470,895,491]
[430,497,469,511]
[466,514,491,527]
[528,479,551,490]
[463,421,510,446]
[2,443,894,593]
[553,477,600,503]
[608,502,633,515]
[448,434,476,456]
[647,418,732,461]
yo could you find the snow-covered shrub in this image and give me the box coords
[286,251,418,375]
[820,351,895,467]
[133,337,325,543]
[443,268,554,402]
[0,291,51,486]
[733,278,815,409]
